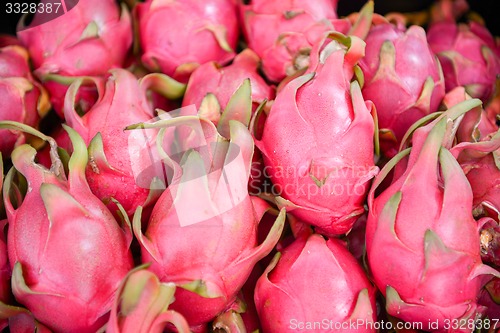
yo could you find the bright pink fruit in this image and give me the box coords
[0,156,10,331]
[105,267,190,333]
[17,0,132,116]
[64,69,185,216]
[1,122,134,332]
[0,44,50,156]
[257,33,378,236]
[182,49,274,113]
[136,0,239,83]
[254,233,377,332]
[366,99,499,332]
[427,0,500,103]
[359,19,445,158]
[240,0,351,82]
[442,87,500,222]
[130,87,285,332]
[17,0,132,77]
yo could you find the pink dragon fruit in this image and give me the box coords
[0,155,11,330]
[257,32,378,236]
[182,49,274,112]
[127,85,286,332]
[479,278,500,322]
[442,87,498,144]
[366,99,500,331]
[0,121,134,332]
[104,266,190,333]
[254,233,377,332]
[63,69,185,216]
[240,0,353,82]
[358,15,445,158]
[0,43,50,156]
[441,88,500,221]
[17,0,132,116]
[135,0,239,84]
[427,0,500,103]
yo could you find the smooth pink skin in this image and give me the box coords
[427,21,500,102]
[366,117,492,330]
[4,144,133,332]
[254,234,376,333]
[258,37,378,236]
[241,0,344,82]
[17,0,132,77]
[0,45,46,156]
[359,24,445,158]
[64,69,164,216]
[182,49,274,111]
[136,0,238,83]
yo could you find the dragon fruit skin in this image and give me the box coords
[64,69,185,216]
[1,123,134,332]
[254,233,377,333]
[130,104,285,331]
[136,0,239,84]
[427,12,500,103]
[17,0,132,78]
[257,33,378,236]
[0,155,11,330]
[0,44,50,156]
[16,0,132,117]
[359,22,445,158]
[440,87,500,220]
[366,100,500,331]
[105,267,190,333]
[182,49,274,112]
[240,0,351,82]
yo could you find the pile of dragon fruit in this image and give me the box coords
[1,0,500,331]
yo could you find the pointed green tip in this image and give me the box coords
[62,124,89,183]
[218,78,252,138]
[180,279,223,299]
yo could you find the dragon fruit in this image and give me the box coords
[182,49,274,112]
[254,233,377,332]
[0,155,11,330]
[135,0,239,83]
[17,0,132,116]
[0,44,50,156]
[63,69,185,216]
[442,87,498,143]
[0,121,134,332]
[257,32,378,236]
[366,99,500,331]
[440,88,500,221]
[240,0,353,82]
[358,16,445,158]
[104,266,190,333]
[127,84,286,332]
[427,0,500,103]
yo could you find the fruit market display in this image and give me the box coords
[1,0,500,332]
